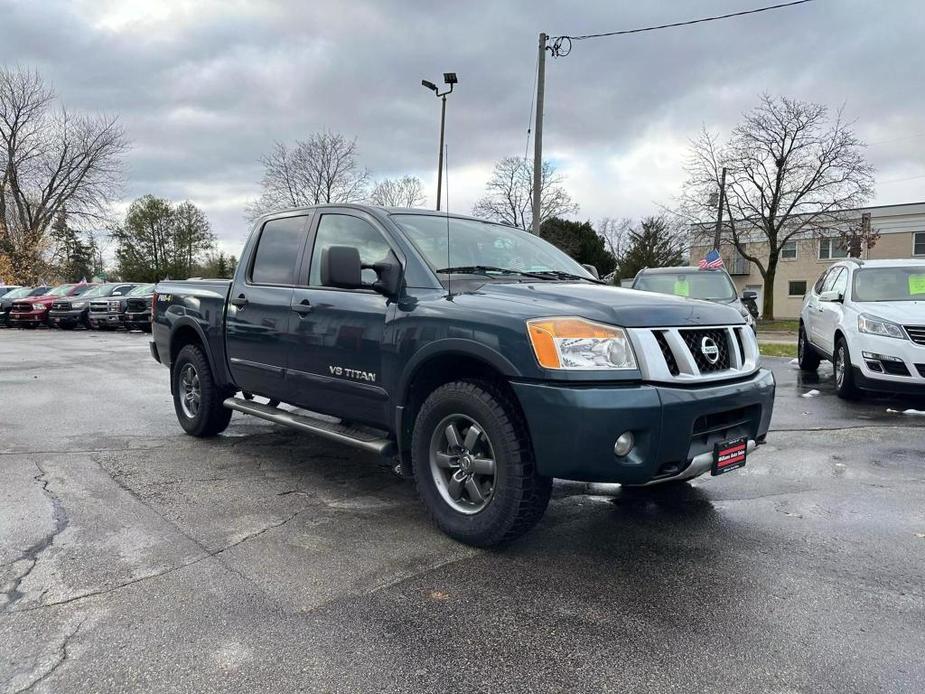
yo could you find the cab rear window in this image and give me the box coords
[250,217,308,285]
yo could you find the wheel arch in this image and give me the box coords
[395,342,523,473]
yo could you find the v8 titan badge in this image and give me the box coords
[712,436,747,476]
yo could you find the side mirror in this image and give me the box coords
[367,250,403,297]
[818,290,842,303]
[580,263,600,279]
[321,245,403,296]
[742,290,757,300]
[321,246,363,289]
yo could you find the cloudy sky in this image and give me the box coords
[2,0,923,256]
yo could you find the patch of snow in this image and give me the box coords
[800,389,821,398]
[887,408,925,416]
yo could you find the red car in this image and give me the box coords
[8,283,98,327]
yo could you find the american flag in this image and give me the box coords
[698,249,724,270]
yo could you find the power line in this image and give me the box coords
[524,49,539,161]
[549,0,817,57]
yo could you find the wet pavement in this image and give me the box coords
[1,330,923,693]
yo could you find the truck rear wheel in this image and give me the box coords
[172,344,233,436]
[411,380,552,547]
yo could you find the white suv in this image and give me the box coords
[798,259,925,398]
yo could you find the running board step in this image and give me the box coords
[223,397,395,456]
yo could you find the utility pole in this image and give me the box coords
[712,166,727,250]
[436,94,447,211]
[531,32,547,235]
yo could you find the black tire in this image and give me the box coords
[59,322,75,330]
[141,324,152,334]
[797,324,821,371]
[411,379,552,547]
[172,344,233,436]
[833,338,859,400]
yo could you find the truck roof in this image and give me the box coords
[253,204,518,228]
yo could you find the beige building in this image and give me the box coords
[690,201,925,319]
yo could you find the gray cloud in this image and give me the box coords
[2,0,923,255]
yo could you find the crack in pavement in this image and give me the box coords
[1,463,69,612]
[11,618,86,693]
[4,508,306,616]
[769,425,925,433]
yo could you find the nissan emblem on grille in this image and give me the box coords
[700,336,720,364]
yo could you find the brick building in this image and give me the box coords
[690,201,925,318]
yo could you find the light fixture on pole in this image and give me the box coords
[421,72,457,211]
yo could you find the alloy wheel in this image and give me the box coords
[179,363,202,419]
[429,414,497,514]
[835,346,846,388]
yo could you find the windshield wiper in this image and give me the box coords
[523,270,605,284]
[435,265,550,280]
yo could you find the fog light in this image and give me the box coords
[613,431,635,457]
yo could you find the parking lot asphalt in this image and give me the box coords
[1,329,923,693]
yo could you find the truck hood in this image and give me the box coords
[474,282,745,328]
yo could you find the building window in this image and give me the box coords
[780,240,797,260]
[788,280,808,296]
[915,231,925,256]
[819,238,848,260]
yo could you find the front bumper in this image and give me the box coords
[123,311,151,328]
[48,309,86,326]
[88,312,122,328]
[511,368,775,484]
[9,310,47,325]
[847,332,925,394]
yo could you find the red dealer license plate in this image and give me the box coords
[712,437,747,476]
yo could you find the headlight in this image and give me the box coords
[527,317,637,370]
[72,301,87,309]
[858,313,906,340]
[33,303,48,311]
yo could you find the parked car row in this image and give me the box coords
[0,282,155,331]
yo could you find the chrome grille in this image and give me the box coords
[89,301,109,314]
[11,301,31,312]
[51,301,71,311]
[628,325,759,384]
[905,325,925,345]
[679,328,730,372]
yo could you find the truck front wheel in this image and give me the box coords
[172,344,233,436]
[411,380,552,547]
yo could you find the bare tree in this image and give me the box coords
[0,67,128,283]
[246,131,370,219]
[369,176,426,208]
[597,217,633,260]
[472,157,577,231]
[680,95,874,319]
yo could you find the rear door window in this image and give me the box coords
[250,216,309,286]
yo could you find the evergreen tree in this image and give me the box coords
[539,217,616,276]
[615,216,685,281]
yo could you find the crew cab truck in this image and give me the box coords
[151,205,775,546]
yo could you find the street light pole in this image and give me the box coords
[422,73,457,212]
[436,94,447,211]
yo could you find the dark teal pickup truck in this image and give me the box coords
[151,205,774,546]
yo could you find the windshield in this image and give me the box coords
[3,287,32,299]
[128,283,155,296]
[634,270,737,302]
[47,284,77,297]
[79,285,109,299]
[852,267,925,302]
[392,214,593,279]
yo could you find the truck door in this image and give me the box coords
[285,210,395,427]
[226,213,311,397]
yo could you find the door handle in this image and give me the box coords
[292,298,312,316]
[230,295,248,308]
